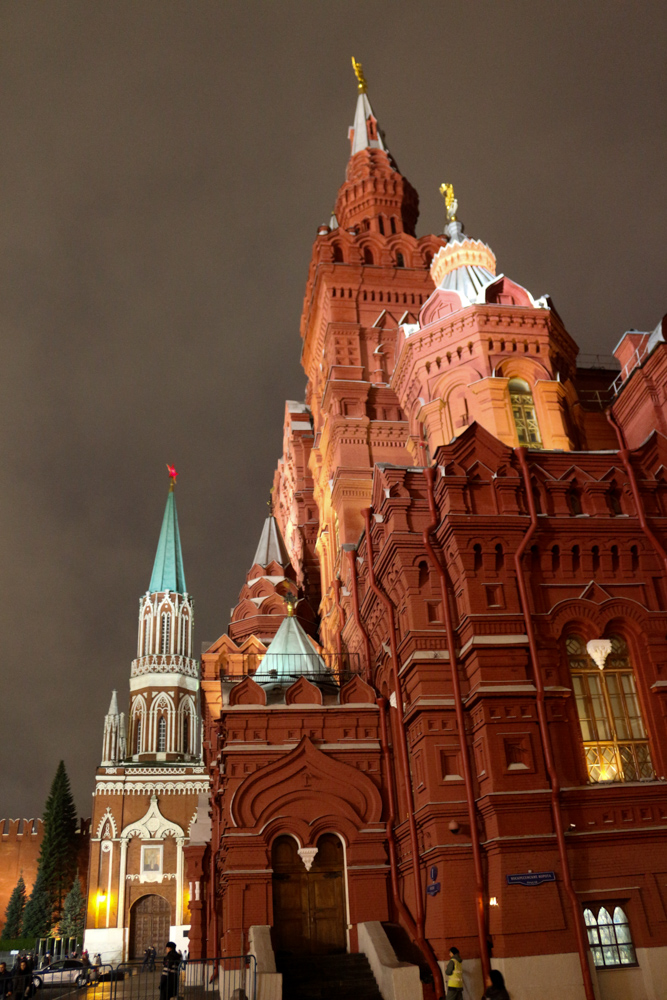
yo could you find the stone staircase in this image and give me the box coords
[277,952,384,1000]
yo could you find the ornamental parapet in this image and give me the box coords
[131,654,199,678]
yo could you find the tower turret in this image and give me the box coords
[101,690,126,766]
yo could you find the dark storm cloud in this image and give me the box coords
[1,2,665,816]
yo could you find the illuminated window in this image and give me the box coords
[160,613,171,654]
[583,905,637,967]
[508,378,542,448]
[157,717,167,752]
[567,634,653,783]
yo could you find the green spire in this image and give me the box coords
[149,481,187,594]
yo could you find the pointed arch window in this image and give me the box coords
[142,614,152,655]
[583,904,637,967]
[182,714,189,755]
[179,614,189,657]
[509,377,542,448]
[157,717,167,752]
[160,612,171,654]
[566,634,653,783]
[135,717,142,754]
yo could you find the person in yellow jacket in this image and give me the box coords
[445,946,464,1000]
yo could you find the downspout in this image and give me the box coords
[377,696,420,942]
[363,508,446,1000]
[422,465,491,983]
[332,577,346,662]
[513,447,595,1000]
[345,547,373,684]
[347,549,425,971]
[607,410,667,572]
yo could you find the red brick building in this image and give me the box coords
[192,68,667,1000]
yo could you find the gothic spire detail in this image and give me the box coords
[252,514,291,569]
[149,472,187,594]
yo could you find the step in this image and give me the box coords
[277,952,383,1000]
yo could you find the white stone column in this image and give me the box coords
[176,837,185,924]
[117,838,129,929]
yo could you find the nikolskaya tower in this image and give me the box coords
[85,467,210,964]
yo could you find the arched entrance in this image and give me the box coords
[129,894,171,959]
[272,833,346,956]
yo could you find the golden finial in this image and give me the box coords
[439,182,458,223]
[351,57,368,94]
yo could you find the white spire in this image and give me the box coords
[107,690,120,716]
[350,92,387,156]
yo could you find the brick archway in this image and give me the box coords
[272,833,346,956]
[129,894,171,959]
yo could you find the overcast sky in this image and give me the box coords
[1,2,665,818]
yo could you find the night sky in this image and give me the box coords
[1,3,665,818]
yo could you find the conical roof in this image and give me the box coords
[149,487,187,594]
[252,515,291,569]
[107,690,119,716]
[350,91,387,156]
[253,614,327,688]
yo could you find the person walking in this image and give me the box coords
[159,943,180,1000]
[12,959,33,1000]
[482,970,510,999]
[0,962,13,999]
[444,947,463,1000]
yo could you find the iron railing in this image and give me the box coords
[221,651,361,687]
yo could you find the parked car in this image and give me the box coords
[32,961,88,990]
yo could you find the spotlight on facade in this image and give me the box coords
[489,897,499,907]
[448,820,460,834]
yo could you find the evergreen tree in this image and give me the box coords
[38,761,78,925]
[58,878,85,942]
[2,875,27,939]
[21,870,52,939]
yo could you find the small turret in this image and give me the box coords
[101,690,126,765]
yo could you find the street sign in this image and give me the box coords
[506,871,556,887]
[426,882,441,896]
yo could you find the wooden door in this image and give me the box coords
[272,834,346,956]
[129,894,172,959]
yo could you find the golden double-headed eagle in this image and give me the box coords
[439,182,458,222]
[351,57,367,94]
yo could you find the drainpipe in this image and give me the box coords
[606,410,667,572]
[363,508,446,1000]
[347,548,429,977]
[377,696,421,942]
[345,547,373,684]
[513,447,595,1000]
[332,577,346,662]
[422,465,491,984]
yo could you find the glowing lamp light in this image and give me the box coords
[586,638,612,671]
[489,897,499,907]
[97,893,107,904]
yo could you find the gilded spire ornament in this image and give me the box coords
[439,182,458,223]
[351,57,368,94]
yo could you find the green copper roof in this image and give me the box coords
[149,488,187,594]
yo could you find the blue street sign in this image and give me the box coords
[426,882,441,896]
[429,866,438,882]
[506,871,556,887]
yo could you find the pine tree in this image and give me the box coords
[38,761,78,925]
[58,878,85,941]
[21,870,52,939]
[2,875,27,939]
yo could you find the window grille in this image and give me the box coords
[157,717,167,752]
[135,718,142,754]
[583,905,637,967]
[567,634,653,782]
[160,613,171,654]
[508,377,542,448]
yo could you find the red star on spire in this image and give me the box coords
[166,464,178,485]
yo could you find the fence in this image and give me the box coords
[16,957,255,1000]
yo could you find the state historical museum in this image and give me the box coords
[86,67,667,1000]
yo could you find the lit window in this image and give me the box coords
[160,613,171,654]
[508,377,542,448]
[567,634,653,783]
[583,905,637,967]
[157,717,167,752]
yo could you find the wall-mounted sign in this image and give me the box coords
[426,882,441,896]
[429,866,438,882]
[506,871,556,887]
